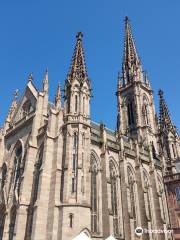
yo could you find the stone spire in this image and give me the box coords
[55,82,61,109]
[122,16,142,84]
[43,69,49,93]
[68,32,88,83]
[6,89,19,122]
[158,89,178,136]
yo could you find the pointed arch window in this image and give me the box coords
[73,132,78,149]
[82,133,85,148]
[109,161,119,236]
[127,100,135,126]
[91,155,99,234]
[142,97,150,126]
[69,213,74,228]
[72,177,76,193]
[172,144,176,158]
[75,95,78,112]
[10,143,23,199]
[127,167,136,227]
[83,96,85,114]
[9,206,17,240]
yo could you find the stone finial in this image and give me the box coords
[28,73,33,82]
[55,82,61,109]
[76,32,83,41]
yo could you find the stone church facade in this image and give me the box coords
[0,17,180,240]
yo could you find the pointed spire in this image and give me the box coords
[55,82,61,109]
[43,68,49,92]
[68,32,88,82]
[7,89,19,122]
[122,16,142,83]
[28,73,33,82]
[158,89,177,136]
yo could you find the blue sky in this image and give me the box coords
[0,0,179,130]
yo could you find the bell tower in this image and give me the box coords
[158,89,180,173]
[117,17,158,147]
[64,32,91,120]
[61,32,92,239]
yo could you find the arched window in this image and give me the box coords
[91,154,99,234]
[127,167,136,227]
[75,95,78,112]
[69,213,74,228]
[73,132,78,149]
[9,206,17,240]
[10,142,23,200]
[172,144,176,158]
[82,133,85,147]
[127,100,135,126]
[109,161,119,236]
[83,97,85,114]
[142,96,150,126]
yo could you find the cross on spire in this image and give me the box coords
[68,32,88,82]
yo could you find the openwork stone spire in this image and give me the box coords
[68,32,88,82]
[122,16,142,83]
[158,89,177,136]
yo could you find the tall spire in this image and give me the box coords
[158,89,177,136]
[68,32,88,82]
[122,16,142,83]
[55,82,61,109]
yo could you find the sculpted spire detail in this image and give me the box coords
[68,32,88,83]
[158,89,178,136]
[122,16,143,84]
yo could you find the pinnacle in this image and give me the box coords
[28,73,33,82]
[158,89,164,98]
[76,32,83,41]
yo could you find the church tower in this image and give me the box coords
[117,17,158,148]
[60,32,92,239]
[158,89,180,173]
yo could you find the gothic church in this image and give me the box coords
[0,17,180,240]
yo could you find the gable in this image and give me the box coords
[11,82,38,124]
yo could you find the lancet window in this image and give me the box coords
[109,160,119,236]
[91,154,99,234]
